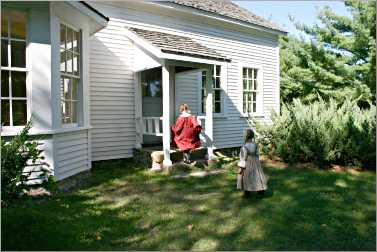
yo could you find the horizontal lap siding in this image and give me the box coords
[92,2,279,151]
[175,71,200,116]
[89,17,135,161]
[55,130,90,180]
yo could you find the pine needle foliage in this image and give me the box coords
[280,0,376,105]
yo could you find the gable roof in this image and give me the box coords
[160,0,286,34]
[129,27,231,62]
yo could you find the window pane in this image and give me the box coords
[1,100,10,126]
[1,39,8,67]
[243,68,247,79]
[214,101,221,113]
[62,78,71,101]
[61,100,71,124]
[1,71,9,97]
[72,78,78,100]
[243,95,246,113]
[10,12,26,40]
[214,77,221,88]
[214,90,221,102]
[60,50,66,72]
[248,68,253,79]
[60,24,66,51]
[254,80,257,90]
[243,79,247,90]
[1,14,8,37]
[71,101,77,123]
[12,100,27,125]
[66,50,73,74]
[73,53,79,76]
[253,102,256,113]
[67,28,73,51]
[73,31,80,54]
[248,79,252,90]
[11,41,26,67]
[149,80,161,97]
[11,71,26,97]
[253,92,257,102]
[253,69,258,80]
[216,65,221,76]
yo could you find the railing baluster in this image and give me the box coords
[143,119,148,134]
[148,118,153,134]
[155,118,160,135]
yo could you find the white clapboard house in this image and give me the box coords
[1,1,286,182]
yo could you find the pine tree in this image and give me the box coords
[280,0,376,105]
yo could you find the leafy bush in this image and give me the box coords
[1,122,44,202]
[253,99,376,169]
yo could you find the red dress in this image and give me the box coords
[171,115,202,151]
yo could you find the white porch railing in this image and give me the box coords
[141,115,207,146]
[142,117,163,136]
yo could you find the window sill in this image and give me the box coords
[1,126,92,137]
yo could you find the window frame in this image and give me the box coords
[238,63,264,117]
[1,9,31,130]
[59,21,82,128]
[198,64,227,118]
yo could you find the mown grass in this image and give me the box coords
[2,161,376,251]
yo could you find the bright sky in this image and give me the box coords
[233,0,351,38]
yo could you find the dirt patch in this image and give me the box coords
[260,155,366,174]
[260,155,288,169]
[329,164,363,174]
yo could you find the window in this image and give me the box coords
[201,65,222,113]
[1,10,28,127]
[242,67,259,114]
[141,67,162,97]
[60,23,81,125]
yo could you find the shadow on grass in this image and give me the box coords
[2,161,376,251]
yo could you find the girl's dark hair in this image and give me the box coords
[244,128,255,142]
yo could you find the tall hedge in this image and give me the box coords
[254,99,376,169]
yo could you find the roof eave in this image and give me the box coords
[151,2,287,36]
[66,1,109,34]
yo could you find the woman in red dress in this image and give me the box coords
[171,104,202,163]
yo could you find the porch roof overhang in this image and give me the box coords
[125,27,231,68]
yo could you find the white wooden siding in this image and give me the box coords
[175,70,201,116]
[54,130,90,180]
[90,2,280,151]
[89,18,135,161]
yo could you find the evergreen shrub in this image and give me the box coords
[254,99,376,169]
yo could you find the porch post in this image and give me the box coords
[205,65,214,160]
[162,62,172,167]
[134,72,143,149]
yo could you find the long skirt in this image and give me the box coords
[237,156,267,191]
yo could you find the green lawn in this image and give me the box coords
[2,161,376,251]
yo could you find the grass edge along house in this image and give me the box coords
[1,0,286,182]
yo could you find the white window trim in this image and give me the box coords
[238,62,264,118]
[197,63,228,118]
[59,21,82,128]
[1,10,31,131]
